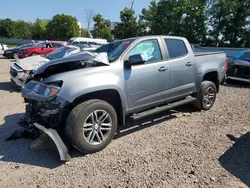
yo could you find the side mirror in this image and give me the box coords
[125,54,145,67]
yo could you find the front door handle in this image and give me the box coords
[158,66,168,72]
[186,62,193,66]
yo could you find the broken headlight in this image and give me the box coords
[24,80,62,97]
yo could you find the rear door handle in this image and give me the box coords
[158,66,168,72]
[186,62,193,66]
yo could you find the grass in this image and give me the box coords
[5,43,19,48]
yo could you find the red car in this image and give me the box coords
[18,41,68,59]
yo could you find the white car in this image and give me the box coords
[10,45,99,88]
[0,44,8,55]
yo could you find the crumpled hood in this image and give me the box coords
[35,51,109,75]
[15,55,50,71]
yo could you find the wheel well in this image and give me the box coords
[203,71,219,92]
[72,89,124,125]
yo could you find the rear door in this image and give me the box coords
[163,38,196,98]
[124,38,171,110]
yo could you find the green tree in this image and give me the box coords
[112,8,138,39]
[46,14,81,40]
[32,19,47,40]
[13,20,33,39]
[221,0,250,47]
[0,18,16,38]
[80,28,90,37]
[138,0,157,35]
[206,0,250,47]
[148,0,207,44]
[91,14,112,41]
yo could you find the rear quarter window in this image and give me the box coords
[52,43,64,48]
[165,39,188,59]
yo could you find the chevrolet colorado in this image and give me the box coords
[10,35,228,161]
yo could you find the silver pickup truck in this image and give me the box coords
[9,35,227,161]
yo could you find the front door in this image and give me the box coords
[164,38,196,98]
[124,38,170,111]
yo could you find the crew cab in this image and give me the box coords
[13,35,227,161]
[18,41,67,59]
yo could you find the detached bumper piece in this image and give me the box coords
[31,123,71,162]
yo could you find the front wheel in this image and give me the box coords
[192,81,217,111]
[13,53,18,59]
[30,53,39,56]
[65,99,118,154]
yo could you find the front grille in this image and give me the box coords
[10,67,18,77]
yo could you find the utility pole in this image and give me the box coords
[131,0,135,10]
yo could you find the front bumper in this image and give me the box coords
[31,123,71,161]
[227,65,250,83]
[10,64,31,87]
[18,87,72,161]
[18,52,29,59]
[3,51,13,58]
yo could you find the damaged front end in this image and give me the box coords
[227,60,250,83]
[7,80,72,161]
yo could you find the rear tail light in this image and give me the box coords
[225,58,229,70]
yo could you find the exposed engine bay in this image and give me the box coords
[7,52,110,161]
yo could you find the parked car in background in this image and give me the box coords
[225,49,250,83]
[68,37,108,46]
[3,43,35,59]
[74,43,102,51]
[13,35,227,161]
[18,41,68,59]
[10,44,99,88]
[0,43,8,51]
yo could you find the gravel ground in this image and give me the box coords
[0,57,250,188]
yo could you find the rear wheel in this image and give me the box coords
[65,99,117,154]
[192,81,217,110]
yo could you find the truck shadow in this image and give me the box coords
[0,81,21,93]
[0,113,62,169]
[0,105,198,169]
[219,133,250,187]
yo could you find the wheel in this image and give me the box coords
[192,81,217,111]
[65,99,118,154]
[31,53,39,56]
[12,53,18,59]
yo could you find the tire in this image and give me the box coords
[12,53,18,59]
[31,53,39,56]
[65,99,118,154]
[192,81,217,111]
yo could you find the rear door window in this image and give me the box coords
[165,39,188,59]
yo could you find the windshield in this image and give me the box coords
[45,46,78,60]
[68,39,75,44]
[33,42,44,47]
[94,39,135,62]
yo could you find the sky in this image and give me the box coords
[0,0,152,28]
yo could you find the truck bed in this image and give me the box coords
[194,51,225,57]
